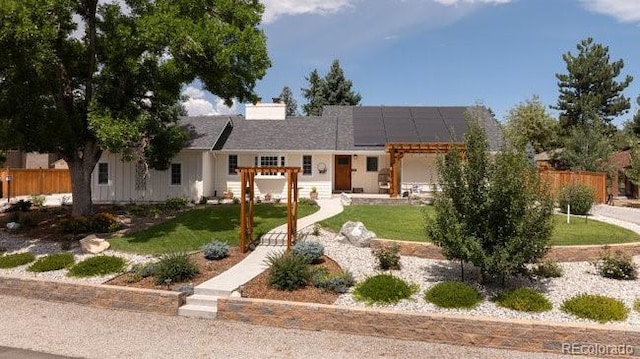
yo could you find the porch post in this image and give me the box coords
[239,170,247,253]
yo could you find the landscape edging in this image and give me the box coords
[370,238,640,262]
[0,276,185,315]
[217,297,640,358]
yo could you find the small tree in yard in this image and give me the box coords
[426,112,555,284]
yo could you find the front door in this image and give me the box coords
[335,155,352,191]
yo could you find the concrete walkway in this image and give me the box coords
[178,198,344,318]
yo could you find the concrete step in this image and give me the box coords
[178,304,217,319]
[194,286,235,297]
[185,294,218,307]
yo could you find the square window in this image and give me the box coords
[228,155,238,175]
[366,157,378,172]
[98,163,109,185]
[302,155,312,176]
[170,163,182,186]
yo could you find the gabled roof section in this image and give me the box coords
[180,116,233,150]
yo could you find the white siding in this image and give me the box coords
[401,153,439,185]
[350,153,389,193]
[91,150,204,203]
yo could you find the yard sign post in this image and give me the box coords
[237,167,301,253]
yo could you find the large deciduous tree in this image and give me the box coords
[426,109,554,284]
[552,37,632,133]
[503,95,559,153]
[279,86,298,116]
[0,0,270,216]
[301,59,361,116]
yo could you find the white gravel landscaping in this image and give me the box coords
[312,229,640,327]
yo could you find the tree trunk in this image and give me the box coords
[66,141,102,217]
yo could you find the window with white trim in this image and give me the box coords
[170,163,182,186]
[98,163,109,185]
[302,155,312,176]
[228,154,238,175]
[366,156,379,172]
[254,155,285,175]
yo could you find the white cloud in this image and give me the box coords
[262,0,354,23]
[580,0,640,22]
[432,0,512,4]
[182,86,206,100]
[182,86,237,116]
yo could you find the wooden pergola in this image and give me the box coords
[385,143,465,198]
[237,167,301,253]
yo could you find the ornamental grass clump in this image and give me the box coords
[27,252,75,272]
[493,287,552,313]
[424,281,482,309]
[202,240,229,260]
[153,253,199,285]
[292,240,324,264]
[593,250,637,280]
[635,299,640,313]
[353,273,418,305]
[0,252,36,268]
[561,294,629,323]
[266,251,311,291]
[310,267,355,294]
[68,255,126,277]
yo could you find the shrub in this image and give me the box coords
[298,198,317,207]
[561,294,629,323]
[424,281,482,309]
[27,252,75,272]
[17,212,38,228]
[493,287,552,312]
[31,194,46,207]
[635,299,640,313]
[59,216,92,234]
[311,267,355,293]
[126,205,162,218]
[0,252,36,268]
[202,241,229,260]
[91,212,120,233]
[7,200,32,212]
[153,253,199,285]
[311,224,321,236]
[68,255,126,277]
[593,250,637,280]
[353,273,418,305]
[372,244,400,270]
[532,260,563,278]
[292,241,324,264]
[132,262,159,278]
[558,183,595,215]
[266,251,311,291]
[163,197,189,211]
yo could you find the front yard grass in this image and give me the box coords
[319,205,640,245]
[110,203,319,254]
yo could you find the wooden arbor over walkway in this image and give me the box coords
[237,167,301,253]
[385,143,465,198]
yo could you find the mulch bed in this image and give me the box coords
[240,255,343,304]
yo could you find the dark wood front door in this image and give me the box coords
[335,155,352,191]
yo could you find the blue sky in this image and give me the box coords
[183,0,640,127]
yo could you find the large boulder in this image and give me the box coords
[339,221,376,247]
[79,234,110,254]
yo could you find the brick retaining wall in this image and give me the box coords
[371,239,640,262]
[218,297,640,358]
[0,276,185,315]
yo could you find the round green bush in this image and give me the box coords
[153,253,199,285]
[493,287,552,313]
[311,267,355,294]
[91,212,121,233]
[27,252,75,272]
[202,241,229,260]
[353,273,418,305]
[292,241,324,264]
[68,255,126,277]
[424,281,482,309]
[266,251,311,291]
[0,252,36,268]
[634,299,640,313]
[595,251,637,280]
[561,294,629,323]
[558,183,595,215]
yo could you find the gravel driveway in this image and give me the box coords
[0,295,574,359]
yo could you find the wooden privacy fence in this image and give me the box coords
[0,168,72,198]
[539,170,607,204]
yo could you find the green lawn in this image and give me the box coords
[110,203,319,254]
[319,205,640,246]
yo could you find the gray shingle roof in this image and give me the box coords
[178,105,503,152]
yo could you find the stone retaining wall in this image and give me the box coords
[218,297,640,358]
[0,276,185,315]
[370,239,640,262]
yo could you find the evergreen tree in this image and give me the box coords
[503,95,559,153]
[279,86,298,116]
[552,38,632,132]
[426,108,554,284]
[301,59,361,116]
[557,124,614,172]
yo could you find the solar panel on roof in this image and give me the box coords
[353,107,387,146]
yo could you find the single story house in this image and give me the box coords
[609,150,639,199]
[91,101,502,203]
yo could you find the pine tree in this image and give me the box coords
[301,59,361,116]
[279,86,298,116]
[301,70,326,116]
[553,38,632,131]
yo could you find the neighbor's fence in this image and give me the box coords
[0,168,72,198]
[539,170,606,204]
